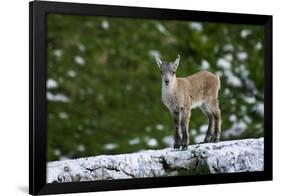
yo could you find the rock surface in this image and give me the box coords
[47,138,264,183]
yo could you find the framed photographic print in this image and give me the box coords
[29,0,272,195]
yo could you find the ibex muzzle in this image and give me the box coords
[155,55,222,150]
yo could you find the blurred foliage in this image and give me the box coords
[47,14,264,162]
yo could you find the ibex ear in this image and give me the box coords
[155,55,162,69]
[174,54,180,69]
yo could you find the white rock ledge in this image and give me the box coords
[47,138,264,183]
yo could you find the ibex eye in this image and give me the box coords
[160,71,163,74]
[172,71,176,75]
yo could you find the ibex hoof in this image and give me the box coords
[173,144,181,149]
[203,138,211,143]
[182,144,188,150]
[213,138,220,143]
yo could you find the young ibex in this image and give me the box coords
[155,55,221,149]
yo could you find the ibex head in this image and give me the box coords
[155,54,180,87]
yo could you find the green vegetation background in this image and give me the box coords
[47,14,264,162]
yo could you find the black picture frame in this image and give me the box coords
[29,1,273,195]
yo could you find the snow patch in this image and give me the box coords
[224,54,233,61]
[145,137,158,147]
[156,23,167,34]
[149,50,161,58]
[162,135,173,147]
[255,42,262,50]
[201,35,208,43]
[243,96,256,104]
[223,121,247,138]
[240,105,247,113]
[74,56,85,65]
[156,124,164,131]
[243,115,252,124]
[254,123,262,129]
[235,64,249,78]
[240,29,251,38]
[253,102,264,116]
[129,138,140,145]
[77,144,85,152]
[53,49,63,58]
[200,124,208,133]
[145,126,152,132]
[59,112,69,119]
[200,59,210,70]
[78,43,86,52]
[230,99,236,105]
[217,58,231,69]
[53,149,61,156]
[104,143,118,150]
[191,129,197,136]
[101,20,110,30]
[223,44,234,51]
[224,70,242,87]
[194,134,205,143]
[67,70,77,78]
[237,51,248,61]
[224,88,231,96]
[189,22,203,31]
[47,79,58,89]
[229,114,237,122]
[215,71,223,77]
[47,92,70,102]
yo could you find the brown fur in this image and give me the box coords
[155,55,221,149]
